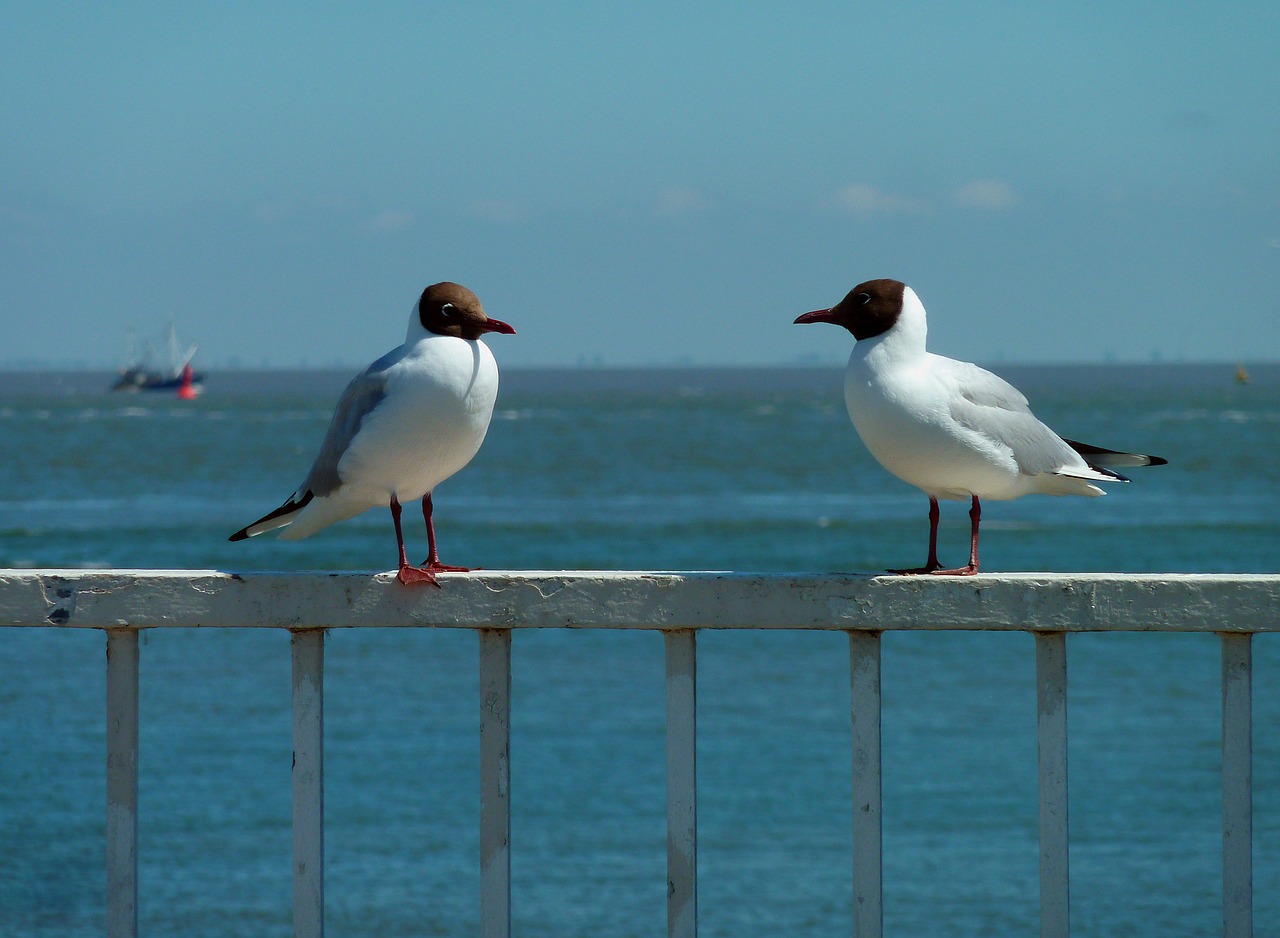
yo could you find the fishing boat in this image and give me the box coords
[111,323,204,394]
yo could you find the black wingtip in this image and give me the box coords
[1095,466,1133,483]
[1063,438,1168,469]
[228,490,315,543]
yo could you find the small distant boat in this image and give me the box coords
[111,323,204,394]
[1235,365,1250,385]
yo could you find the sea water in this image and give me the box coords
[1,364,1277,936]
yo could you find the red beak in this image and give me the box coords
[794,308,836,325]
[479,317,516,335]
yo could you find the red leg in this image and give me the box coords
[930,495,980,576]
[420,492,472,573]
[890,497,945,574]
[390,495,440,587]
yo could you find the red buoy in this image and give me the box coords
[177,363,199,400]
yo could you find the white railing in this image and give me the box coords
[2,570,1276,938]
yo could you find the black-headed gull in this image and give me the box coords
[795,278,1165,575]
[230,281,515,585]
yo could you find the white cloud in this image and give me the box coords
[470,199,529,224]
[833,183,927,215]
[361,208,414,232]
[952,179,1017,210]
[655,186,707,217]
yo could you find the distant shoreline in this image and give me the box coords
[0,361,1272,398]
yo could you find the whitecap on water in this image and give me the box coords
[1151,408,1280,424]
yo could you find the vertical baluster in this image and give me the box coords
[480,629,513,938]
[848,630,882,938]
[1221,632,1253,938]
[1035,632,1069,938]
[106,629,139,938]
[665,629,697,938]
[292,630,325,938]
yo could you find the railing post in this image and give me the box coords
[848,630,882,938]
[480,629,513,938]
[665,629,697,938]
[1035,631,1069,938]
[1221,632,1253,938]
[106,629,139,938]
[292,629,325,938]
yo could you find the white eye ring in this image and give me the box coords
[858,293,872,305]
[440,303,457,317]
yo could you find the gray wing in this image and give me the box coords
[300,355,395,497]
[943,360,1080,476]
[943,359,1032,412]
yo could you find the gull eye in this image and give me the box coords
[440,303,457,318]
[858,293,872,305]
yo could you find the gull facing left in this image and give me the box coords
[795,278,1165,575]
[230,281,515,585]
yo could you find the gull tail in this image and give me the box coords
[229,490,315,542]
[1062,439,1168,482]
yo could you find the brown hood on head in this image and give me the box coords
[794,278,906,340]
[418,282,516,340]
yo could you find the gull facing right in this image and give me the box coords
[229,281,514,586]
[794,278,1166,575]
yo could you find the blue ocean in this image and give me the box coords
[1,364,1278,936]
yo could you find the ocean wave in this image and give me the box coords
[1150,408,1280,423]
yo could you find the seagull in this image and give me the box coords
[794,278,1165,575]
[230,281,515,586]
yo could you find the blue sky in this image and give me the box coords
[2,2,1277,369]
